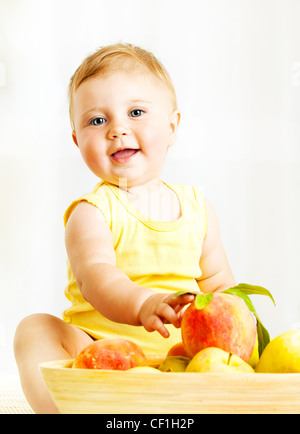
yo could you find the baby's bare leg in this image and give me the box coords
[14,313,93,414]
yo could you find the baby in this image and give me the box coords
[14,43,235,413]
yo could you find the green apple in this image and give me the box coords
[186,347,254,373]
[255,330,300,373]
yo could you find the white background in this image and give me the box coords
[0,0,299,374]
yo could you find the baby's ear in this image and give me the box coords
[72,130,79,147]
[169,110,181,148]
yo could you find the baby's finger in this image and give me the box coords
[174,303,189,315]
[145,315,170,338]
[156,303,181,329]
[168,293,196,307]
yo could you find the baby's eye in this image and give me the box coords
[129,109,145,118]
[90,117,106,126]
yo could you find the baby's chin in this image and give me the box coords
[95,176,144,189]
[94,167,163,189]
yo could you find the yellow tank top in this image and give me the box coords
[63,181,207,356]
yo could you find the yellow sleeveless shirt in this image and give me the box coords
[63,181,207,355]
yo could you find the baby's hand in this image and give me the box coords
[138,293,195,338]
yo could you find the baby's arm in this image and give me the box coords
[198,199,236,294]
[65,202,194,338]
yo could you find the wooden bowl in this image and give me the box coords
[40,359,300,414]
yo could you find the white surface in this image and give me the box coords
[0,375,34,414]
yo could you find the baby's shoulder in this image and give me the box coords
[64,181,111,228]
[169,183,206,202]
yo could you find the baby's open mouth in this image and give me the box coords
[110,149,140,162]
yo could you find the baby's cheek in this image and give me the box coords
[80,144,105,174]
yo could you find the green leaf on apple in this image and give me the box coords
[223,284,276,357]
[231,283,276,306]
[172,291,213,310]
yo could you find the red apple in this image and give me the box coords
[181,293,257,362]
[73,338,147,370]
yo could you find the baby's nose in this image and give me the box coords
[108,124,130,139]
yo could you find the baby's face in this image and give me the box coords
[71,68,180,187]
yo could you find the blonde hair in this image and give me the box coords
[68,43,177,128]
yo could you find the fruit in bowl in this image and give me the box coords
[167,342,189,358]
[255,330,300,373]
[186,347,254,373]
[248,336,259,368]
[181,292,257,362]
[73,338,147,370]
[127,366,161,373]
[159,356,190,372]
[175,284,275,362]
